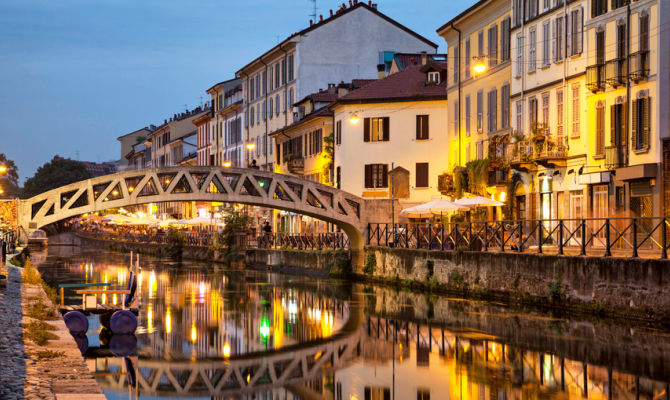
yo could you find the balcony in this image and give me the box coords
[605,58,626,87]
[533,135,568,167]
[487,169,508,186]
[629,50,650,82]
[586,64,605,92]
[286,157,304,174]
[605,145,629,170]
[508,138,536,171]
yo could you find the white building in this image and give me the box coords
[236,0,439,171]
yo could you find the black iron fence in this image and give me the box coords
[368,217,670,259]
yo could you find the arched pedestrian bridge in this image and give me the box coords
[17,166,368,263]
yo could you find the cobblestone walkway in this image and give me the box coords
[0,266,26,399]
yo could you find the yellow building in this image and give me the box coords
[584,0,665,219]
[437,0,512,212]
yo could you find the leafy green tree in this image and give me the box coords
[0,153,20,198]
[23,156,92,198]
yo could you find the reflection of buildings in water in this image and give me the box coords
[336,318,670,400]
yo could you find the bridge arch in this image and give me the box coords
[18,166,367,265]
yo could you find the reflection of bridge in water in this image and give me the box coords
[97,292,364,398]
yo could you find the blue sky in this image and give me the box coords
[0,0,469,182]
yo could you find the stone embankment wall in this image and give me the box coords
[246,248,350,276]
[361,246,670,320]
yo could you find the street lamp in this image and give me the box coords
[0,165,6,174]
[223,161,232,168]
[349,113,360,124]
[473,56,487,74]
[246,143,256,151]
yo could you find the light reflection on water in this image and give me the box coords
[37,245,670,400]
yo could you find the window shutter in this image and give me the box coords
[577,7,584,54]
[424,115,429,139]
[492,88,498,131]
[364,165,371,188]
[643,97,650,150]
[416,115,421,140]
[552,19,557,62]
[566,12,572,56]
[591,0,597,18]
[382,164,389,188]
[631,100,638,150]
[610,105,616,147]
[383,117,390,141]
[363,118,370,142]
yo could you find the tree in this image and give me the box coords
[23,156,92,198]
[0,153,20,198]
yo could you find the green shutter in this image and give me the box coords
[643,97,650,150]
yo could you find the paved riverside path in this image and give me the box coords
[0,265,26,399]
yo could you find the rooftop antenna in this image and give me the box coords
[198,96,203,107]
[308,0,317,21]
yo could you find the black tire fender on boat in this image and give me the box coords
[110,310,137,335]
[63,311,89,335]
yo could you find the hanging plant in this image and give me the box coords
[465,159,489,196]
[453,166,467,199]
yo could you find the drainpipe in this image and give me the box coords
[260,58,269,170]
[240,71,250,166]
[451,22,462,167]
[626,4,631,163]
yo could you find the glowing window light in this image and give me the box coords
[223,342,231,358]
[191,323,197,342]
[165,309,172,334]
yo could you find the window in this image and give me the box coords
[364,117,390,142]
[288,53,295,81]
[364,164,388,188]
[591,0,607,18]
[501,84,510,129]
[556,89,564,136]
[516,101,523,133]
[513,0,523,27]
[476,91,483,133]
[453,45,459,84]
[416,163,428,188]
[466,143,471,162]
[416,115,429,140]
[262,71,267,95]
[336,120,342,145]
[632,96,651,151]
[477,141,484,159]
[640,13,649,52]
[487,88,498,132]
[542,22,550,66]
[427,71,440,84]
[268,98,273,119]
[488,25,498,66]
[250,78,255,101]
[553,16,564,62]
[542,92,550,125]
[281,59,286,85]
[453,100,459,136]
[465,39,471,79]
[250,107,255,126]
[567,7,583,56]
[255,73,260,98]
[543,0,550,11]
[268,65,273,91]
[478,31,484,57]
[501,17,511,61]
[288,88,294,110]
[256,104,260,124]
[529,97,538,129]
[465,95,471,136]
[529,27,537,72]
[275,94,280,116]
[262,101,267,121]
[595,102,605,156]
[572,84,580,138]
[275,62,280,87]
[516,34,524,77]
[308,129,323,155]
[527,0,538,19]
[417,389,430,400]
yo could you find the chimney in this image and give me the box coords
[368,0,371,5]
[421,51,427,65]
[330,9,333,16]
[349,0,353,6]
[310,19,313,26]
[377,64,386,79]
[371,2,377,9]
[354,0,358,4]
[319,14,323,21]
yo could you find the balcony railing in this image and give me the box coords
[508,139,533,165]
[534,135,568,161]
[287,157,304,174]
[629,50,650,82]
[605,145,629,170]
[586,64,605,92]
[605,58,626,87]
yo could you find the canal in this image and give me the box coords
[35,245,670,400]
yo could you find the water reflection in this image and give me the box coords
[37,246,670,400]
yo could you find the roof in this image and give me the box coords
[270,107,333,138]
[436,0,492,35]
[393,53,448,71]
[237,2,438,74]
[333,62,447,104]
[206,77,242,94]
[116,126,153,141]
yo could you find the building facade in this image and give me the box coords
[236,1,438,171]
[117,126,155,170]
[193,105,212,166]
[332,62,449,204]
[438,0,513,214]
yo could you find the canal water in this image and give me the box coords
[36,245,670,400]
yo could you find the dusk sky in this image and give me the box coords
[0,0,469,183]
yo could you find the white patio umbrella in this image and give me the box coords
[455,195,504,208]
[400,198,466,218]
